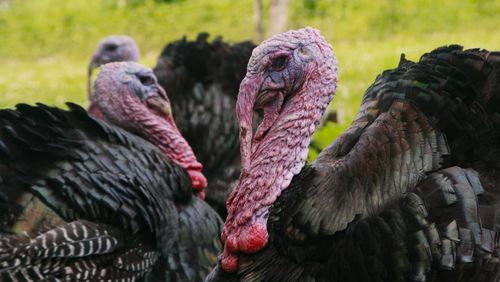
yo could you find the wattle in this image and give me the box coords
[221,223,268,272]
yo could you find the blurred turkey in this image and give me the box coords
[207,28,500,281]
[87,35,140,119]
[0,62,222,281]
[88,33,256,218]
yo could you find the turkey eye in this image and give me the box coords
[105,44,118,52]
[270,56,288,71]
[138,74,155,86]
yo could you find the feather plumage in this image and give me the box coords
[0,103,222,281]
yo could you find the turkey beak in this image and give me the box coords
[253,89,285,143]
[145,88,174,121]
[87,55,100,101]
[236,74,265,173]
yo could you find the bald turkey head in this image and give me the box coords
[88,35,140,117]
[94,62,207,197]
[221,27,338,272]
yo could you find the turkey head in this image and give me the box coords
[94,62,207,197]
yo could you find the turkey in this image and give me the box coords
[87,34,256,218]
[87,35,140,119]
[0,62,222,281]
[206,27,500,281]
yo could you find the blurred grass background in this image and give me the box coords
[1,0,500,155]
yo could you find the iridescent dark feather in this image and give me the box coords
[153,34,256,217]
[0,104,222,281]
[208,46,500,281]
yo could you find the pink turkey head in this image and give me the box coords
[88,35,140,118]
[94,62,207,197]
[236,27,338,173]
[221,27,338,272]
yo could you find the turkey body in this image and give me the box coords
[0,103,222,281]
[209,43,500,281]
[88,34,256,218]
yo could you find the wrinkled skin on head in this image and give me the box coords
[221,27,338,272]
[236,29,333,171]
[94,62,207,196]
[88,35,140,117]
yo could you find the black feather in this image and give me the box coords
[153,34,256,218]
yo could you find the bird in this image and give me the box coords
[0,62,222,281]
[87,35,140,119]
[206,27,500,281]
[87,33,256,218]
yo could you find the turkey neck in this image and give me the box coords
[131,108,202,172]
[221,77,334,269]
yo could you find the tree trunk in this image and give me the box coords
[268,0,289,36]
[254,0,264,42]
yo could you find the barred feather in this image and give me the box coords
[24,221,122,258]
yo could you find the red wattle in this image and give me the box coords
[188,170,207,199]
[239,223,268,254]
[198,190,206,200]
[188,169,207,190]
[220,224,268,272]
[221,247,239,273]
[226,235,239,252]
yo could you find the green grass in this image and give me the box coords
[1,0,500,153]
